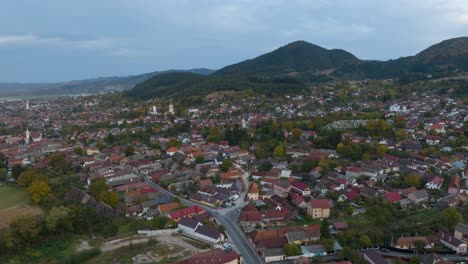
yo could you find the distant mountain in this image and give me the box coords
[129,37,468,99]
[335,37,468,80]
[214,41,359,78]
[0,68,215,97]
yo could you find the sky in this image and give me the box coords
[1,0,468,83]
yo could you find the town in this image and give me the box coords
[0,79,467,264]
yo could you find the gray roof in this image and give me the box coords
[263,248,285,257]
[179,217,200,229]
[455,223,468,235]
[195,225,220,240]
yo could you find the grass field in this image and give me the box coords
[0,185,31,210]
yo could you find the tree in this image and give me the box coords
[291,128,303,140]
[195,156,205,164]
[89,178,108,197]
[320,238,335,251]
[124,145,135,156]
[320,218,331,239]
[359,235,372,248]
[17,169,47,188]
[49,154,70,172]
[10,216,42,245]
[273,145,284,158]
[414,240,427,254]
[259,161,273,172]
[98,191,119,208]
[11,165,24,180]
[409,257,420,264]
[151,216,169,229]
[217,225,225,233]
[173,197,181,203]
[376,144,388,156]
[283,243,301,256]
[404,173,420,188]
[73,147,85,156]
[220,159,233,172]
[442,207,464,231]
[27,181,51,203]
[45,206,72,234]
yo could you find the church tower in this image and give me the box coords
[25,129,30,145]
[169,99,175,115]
[150,105,158,115]
[25,100,30,110]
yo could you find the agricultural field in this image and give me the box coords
[0,185,31,210]
[0,185,42,229]
[0,204,43,229]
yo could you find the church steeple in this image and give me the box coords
[25,100,30,110]
[25,129,30,144]
[169,99,174,115]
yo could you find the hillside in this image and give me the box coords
[125,37,468,99]
[335,37,468,80]
[214,41,359,78]
[0,68,215,97]
[126,72,307,99]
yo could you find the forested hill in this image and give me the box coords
[127,37,468,99]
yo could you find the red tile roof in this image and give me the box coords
[169,205,205,220]
[384,192,402,203]
[309,199,332,209]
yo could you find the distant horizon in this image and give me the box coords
[2,1,468,82]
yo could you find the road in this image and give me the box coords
[379,248,468,261]
[142,175,263,264]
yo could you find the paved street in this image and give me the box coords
[142,175,263,264]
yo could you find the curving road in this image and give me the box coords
[142,174,263,264]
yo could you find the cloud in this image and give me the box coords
[0,34,137,57]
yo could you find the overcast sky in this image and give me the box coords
[1,0,468,82]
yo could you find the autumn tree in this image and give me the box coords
[27,181,52,203]
[98,191,119,208]
[89,178,108,197]
[17,169,48,188]
[291,128,303,140]
[273,145,284,158]
[403,173,420,188]
[10,216,42,245]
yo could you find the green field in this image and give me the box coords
[0,185,30,210]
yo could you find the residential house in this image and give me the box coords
[394,236,432,249]
[169,205,205,222]
[263,248,286,263]
[158,202,181,216]
[362,250,388,264]
[301,244,327,258]
[248,182,259,201]
[407,189,430,204]
[426,176,444,190]
[454,223,468,243]
[307,199,332,219]
[290,181,311,196]
[438,231,467,254]
[448,174,461,194]
[240,211,262,230]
